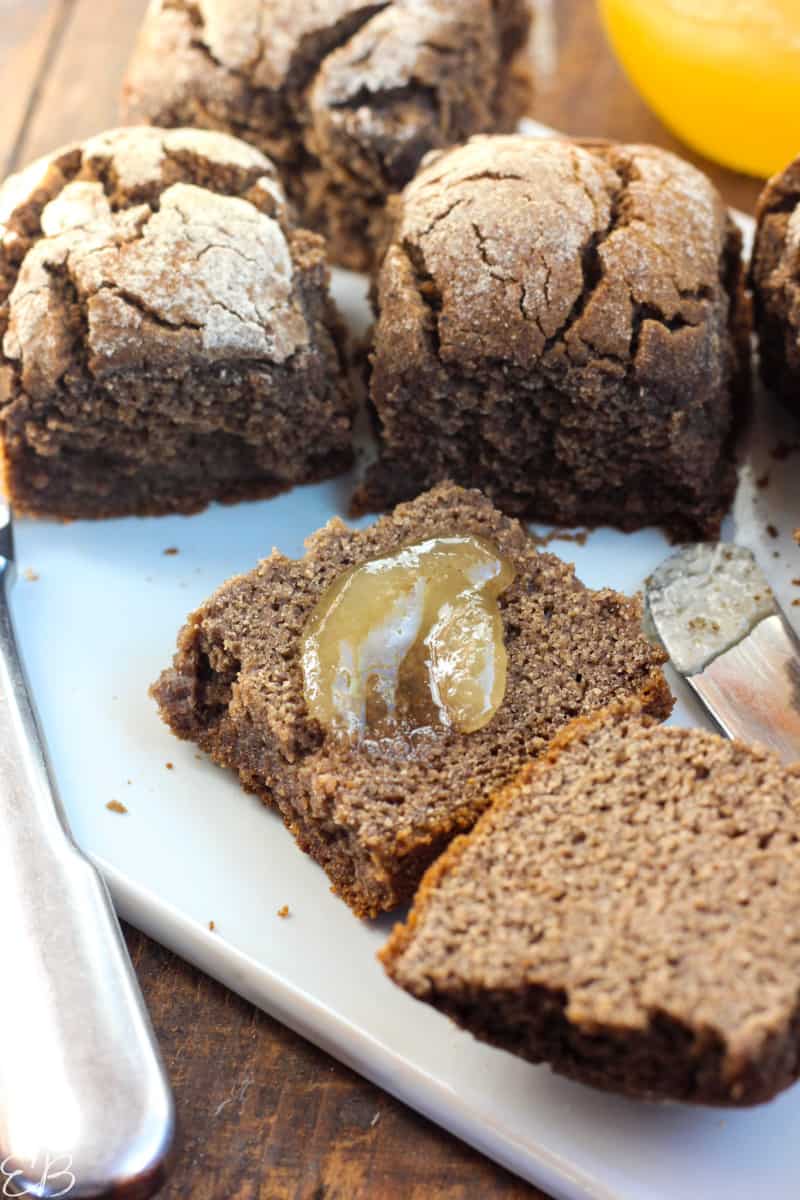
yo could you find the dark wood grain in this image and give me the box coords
[124,932,536,1200]
[0,1,768,1196]
[0,0,70,177]
[12,0,149,167]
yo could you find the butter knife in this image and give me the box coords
[0,502,175,1198]
[644,542,800,764]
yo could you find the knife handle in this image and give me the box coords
[0,565,175,1198]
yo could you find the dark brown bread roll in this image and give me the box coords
[0,127,353,519]
[356,134,750,540]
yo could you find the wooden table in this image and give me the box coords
[0,3,765,1196]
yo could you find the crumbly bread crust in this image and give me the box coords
[121,0,533,271]
[751,155,800,414]
[356,135,749,540]
[0,126,353,518]
[152,483,671,917]
[382,700,800,1106]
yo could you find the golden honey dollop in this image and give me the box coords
[301,535,515,740]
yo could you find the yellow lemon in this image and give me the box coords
[598,0,800,177]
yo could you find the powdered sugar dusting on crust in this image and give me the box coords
[197,0,265,73]
[40,181,113,237]
[162,127,276,176]
[0,145,82,252]
[197,0,384,90]
[400,136,617,362]
[398,134,728,369]
[102,182,306,360]
[81,126,281,194]
[615,142,723,288]
[83,127,167,191]
[3,209,150,395]
[248,175,287,216]
[0,156,66,229]
[3,141,307,394]
[0,127,286,234]
[3,233,82,399]
[312,0,476,103]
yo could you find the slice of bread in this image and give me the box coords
[381,700,800,1105]
[152,485,670,917]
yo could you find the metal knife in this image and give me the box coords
[644,542,800,765]
[0,501,176,1199]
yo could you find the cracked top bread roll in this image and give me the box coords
[355,135,750,540]
[0,126,353,519]
[751,154,800,415]
[121,0,533,271]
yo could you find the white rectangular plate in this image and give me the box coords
[12,170,800,1200]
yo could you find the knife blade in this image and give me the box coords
[644,542,800,765]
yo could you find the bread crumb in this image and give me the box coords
[106,799,128,814]
[767,524,779,539]
[795,529,800,545]
[163,546,179,556]
[166,762,174,770]
[22,567,39,581]
[792,578,800,587]
[277,905,290,918]
[208,920,216,931]
[793,599,800,607]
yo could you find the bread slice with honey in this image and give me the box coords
[152,484,671,917]
[381,700,800,1104]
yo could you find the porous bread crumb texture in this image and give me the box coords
[151,483,671,918]
[355,135,750,541]
[751,154,800,416]
[0,126,354,519]
[121,0,533,271]
[382,699,800,1106]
